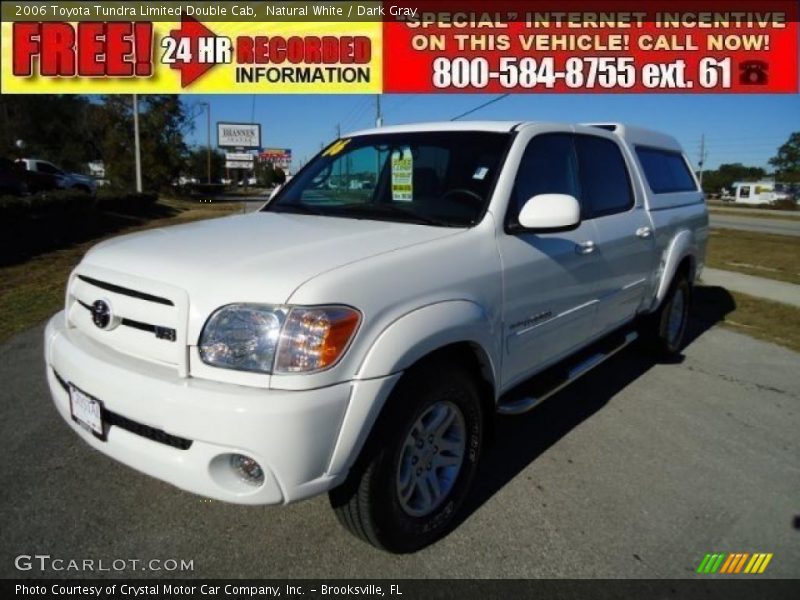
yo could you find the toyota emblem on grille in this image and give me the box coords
[91,299,117,330]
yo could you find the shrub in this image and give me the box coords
[95,190,158,214]
[188,182,227,197]
[0,189,90,221]
[0,189,159,224]
[769,198,798,211]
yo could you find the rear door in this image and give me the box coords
[574,134,654,333]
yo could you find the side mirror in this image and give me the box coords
[518,194,581,231]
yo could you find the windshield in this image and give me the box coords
[264,131,512,227]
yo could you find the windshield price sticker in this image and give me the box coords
[391,151,413,202]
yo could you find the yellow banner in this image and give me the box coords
[1,20,382,93]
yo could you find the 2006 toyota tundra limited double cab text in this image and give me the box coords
[45,121,708,552]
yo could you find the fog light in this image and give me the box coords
[230,454,264,486]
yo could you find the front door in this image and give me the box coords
[497,132,603,389]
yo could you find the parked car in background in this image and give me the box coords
[0,157,28,196]
[16,158,97,195]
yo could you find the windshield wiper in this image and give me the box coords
[335,203,454,227]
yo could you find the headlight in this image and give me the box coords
[199,304,360,374]
[199,304,285,373]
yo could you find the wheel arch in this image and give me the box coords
[652,229,698,311]
[327,301,499,477]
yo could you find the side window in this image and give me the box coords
[510,134,579,222]
[635,147,698,194]
[740,185,751,199]
[575,136,634,218]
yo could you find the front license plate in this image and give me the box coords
[69,384,105,440]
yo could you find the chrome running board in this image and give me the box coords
[497,330,638,416]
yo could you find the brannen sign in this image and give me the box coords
[217,122,261,148]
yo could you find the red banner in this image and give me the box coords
[383,0,799,93]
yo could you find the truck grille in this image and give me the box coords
[67,269,189,374]
[77,274,174,306]
[76,300,177,342]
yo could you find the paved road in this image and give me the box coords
[709,213,800,237]
[701,268,800,308]
[1,305,798,579]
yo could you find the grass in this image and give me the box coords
[707,207,800,223]
[694,287,800,353]
[706,199,799,217]
[706,228,800,285]
[0,198,243,343]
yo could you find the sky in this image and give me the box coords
[183,94,800,173]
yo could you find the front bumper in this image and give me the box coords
[44,311,374,505]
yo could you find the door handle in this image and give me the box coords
[636,226,653,239]
[575,241,596,255]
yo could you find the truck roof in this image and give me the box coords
[581,123,683,153]
[348,121,684,153]
[348,121,523,136]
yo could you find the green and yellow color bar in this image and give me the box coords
[696,553,773,574]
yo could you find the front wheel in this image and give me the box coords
[329,361,483,553]
[641,273,691,356]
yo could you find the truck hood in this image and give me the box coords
[82,211,459,308]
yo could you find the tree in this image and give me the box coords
[186,147,225,182]
[769,132,800,183]
[255,161,286,187]
[701,163,767,194]
[96,95,191,191]
[0,96,102,171]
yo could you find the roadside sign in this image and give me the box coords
[225,152,254,169]
[226,160,254,169]
[218,122,261,149]
[225,153,254,162]
[258,148,292,167]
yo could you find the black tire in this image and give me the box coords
[641,273,691,356]
[329,360,483,553]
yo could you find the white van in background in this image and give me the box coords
[732,180,795,205]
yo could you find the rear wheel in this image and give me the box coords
[329,360,483,553]
[641,273,691,356]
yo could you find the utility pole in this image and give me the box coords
[205,103,211,184]
[336,123,341,139]
[375,95,383,127]
[132,94,142,193]
[698,134,708,190]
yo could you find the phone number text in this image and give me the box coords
[432,57,733,90]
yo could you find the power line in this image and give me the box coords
[339,97,373,133]
[450,94,510,121]
[383,94,422,122]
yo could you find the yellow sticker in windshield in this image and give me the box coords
[391,149,413,202]
[322,139,351,157]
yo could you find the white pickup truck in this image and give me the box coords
[45,121,707,552]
